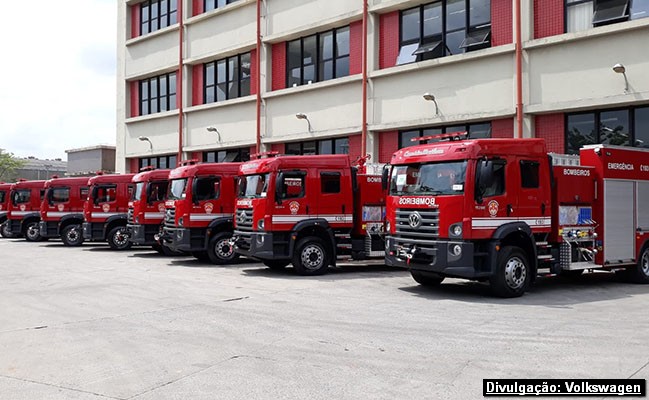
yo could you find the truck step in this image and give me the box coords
[537,254,554,260]
[536,241,549,247]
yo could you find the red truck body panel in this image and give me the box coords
[6,180,47,239]
[39,176,90,239]
[127,169,171,246]
[82,174,135,244]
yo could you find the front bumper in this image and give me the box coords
[161,226,206,253]
[233,231,286,261]
[385,237,489,279]
[127,223,158,246]
[39,220,60,238]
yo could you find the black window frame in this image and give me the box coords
[286,26,350,88]
[204,0,240,12]
[565,106,649,154]
[138,154,178,170]
[564,0,649,32]
[398,122,492,149]
[398,0,492,65]
[284,138,350,155]
[204,53,251,104]
[139,72,177,116]
[202,148,251,163]
[140,0,178,36]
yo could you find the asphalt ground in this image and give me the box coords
[0,238,648,399]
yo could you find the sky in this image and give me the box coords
[0,0,117,161]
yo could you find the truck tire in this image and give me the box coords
[411,270,445,286]
[630,245,649,284]
[489,246,531,298]
[61,224,84,247]
[108,226,132,250]
[263,260,290,271]
[207,232,239,264]
[24,221,43,242]
[293,236,330,276]
[1,221,15,238]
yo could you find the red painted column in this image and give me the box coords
[250,49,258,95]
[271,43,286,91]
[350,21,363,75]
[192,0,203,17]
[131,5,140,38]
[378,131,399,163]
[535,114,565,153]
[191,152,203,161]
[270,143,284,154]
[347,134,362,160]
[379,12,399,70]
[129,158,139,173]
[491,118,515,138]
[534,0,564,39]
[491,0,513,46]
[130,81,139,117]
[192,65,204,106]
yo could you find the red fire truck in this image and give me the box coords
[232,154,385,275]
[384,135,649,297]
[127,168,172,253]
[83,173,135,250]
[0,182,13,237]
[38,176,90,246]
[6,179,47,241]
[160,161,240,263]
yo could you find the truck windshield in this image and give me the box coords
[238,174,269,198]
[12,189,31,205]
[132,182,145,201]
[168,178,188,200]
[390,161,467,195]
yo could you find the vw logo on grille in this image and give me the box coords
[238,211,247,224]
[408,212,422,229]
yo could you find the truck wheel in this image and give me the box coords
[24,222,42,242]
[108,226,132,250]
[293,236,330,275]
[61,225,84,247]
[489,246,531,298]
[263,260,290,271]
[207,232,239,264]
[1,221,15,238]
[411,270,445,286]
[630,245,649,284]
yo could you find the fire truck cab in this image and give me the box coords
[161,161,240,263]
[232,154,385,275]
[39,176,90,246]
[6,180,47,241]
[0,182,12,238]
[83,173,135,250]
[127,168,172,252]
[384,137,649,297]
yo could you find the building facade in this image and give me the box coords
[117,0,649,173]
[14,158,67,181]
[66,145,117,176]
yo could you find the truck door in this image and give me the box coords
[473,158,511,238]
[316,169,352,227]
[514,158,551,231]
[274,170,309,227]
[48,186,71,214]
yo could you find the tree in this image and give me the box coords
[0,149,26,182]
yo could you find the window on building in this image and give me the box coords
[204,0,240,12]
[285,138,349,155]
[398,122,492,148]
[203,148,251,163]
[566,0,648,32]
[287,26,350,87]
[566,106,648,154]
[140,0,178,35]
[139,155,178,170]
[139,72,177,115]
[204,53,251,103]
[398,0,491,65]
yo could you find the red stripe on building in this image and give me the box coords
[131,5,140,39]
[192,0,204,17]
[249,146,256,157]
[349,21,363,75]
[379,12,399,70]
[491,118,514,138]
[192,65,204,106]
[129,158,139,173]
[491,0,513,46]
[191,152,203,161]
[270,143,284,154]
[271,43,286,91]
[535,114,565,153]
[130,81,139,117]
[250,49,258,95]
[348,134,362,160]
[378,131,399,163]
[534,0,564,39]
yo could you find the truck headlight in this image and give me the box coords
[449,223,463,238]
[451,244,462,257]
[257,219,264,231]
[386,220,391,233]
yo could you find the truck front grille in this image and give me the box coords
[164,207,176,227]
[394,208,439,250]
[233,209,253,250]
[127,208,134,224]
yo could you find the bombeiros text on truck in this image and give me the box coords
[39,176,90,246]
[383,132,649,297]
[232,153,385,275]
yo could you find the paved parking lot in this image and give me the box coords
[0,238,648,399]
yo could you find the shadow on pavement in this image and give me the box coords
[241,263,407,281]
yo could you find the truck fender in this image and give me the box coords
[488,222,538,275]
[104,214,127,236]
[205,217,234,247]
[59,213,84,229]
[0,215,7,224]
[21,213,41,228]
[290,219,337,266]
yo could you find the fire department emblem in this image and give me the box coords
[408,212,422,229]
[289,201,300,215]
[102,204,110,213]
[20,204,26,212]
[158,203,165,213]
[488,200,499,217]
[58,204,65,212]
[204,203,214,214]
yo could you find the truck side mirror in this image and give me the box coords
[381,166,390,191]
[275,172,284,205]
